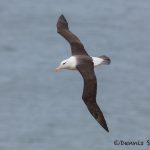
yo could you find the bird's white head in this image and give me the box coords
[55,56,77,71]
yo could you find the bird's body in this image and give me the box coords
[57,56,110,70]
[56,15,111,132]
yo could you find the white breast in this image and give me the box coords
[66,56,103,70]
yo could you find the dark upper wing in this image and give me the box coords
[76,61,109,132]
[57,15,89,56]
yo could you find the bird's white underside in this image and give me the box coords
[60,56,104,70]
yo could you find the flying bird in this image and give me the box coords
[56,15,111,132]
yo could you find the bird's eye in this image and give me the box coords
[63,62,66,65]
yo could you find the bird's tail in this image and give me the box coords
[98,55,111,65]
[85,101,109,132]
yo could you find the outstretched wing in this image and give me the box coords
[76,60,109,132]
[57,15,89,56]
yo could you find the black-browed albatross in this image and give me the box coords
[56,15,111,132]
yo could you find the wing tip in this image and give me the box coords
[104,126,109,132]
[58,14,68,24]
[59,14,65,19]
[57,14,68,31]
[100,120,109,132]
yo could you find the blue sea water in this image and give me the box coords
[0,0,150,150]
